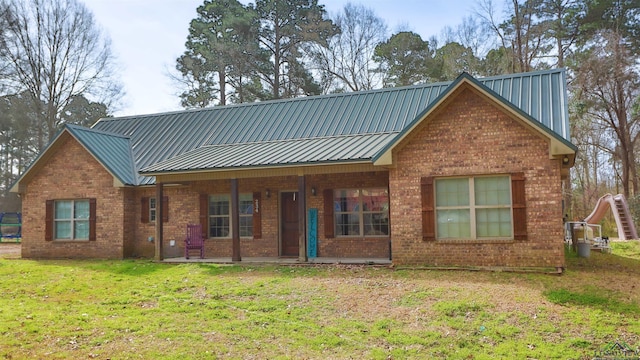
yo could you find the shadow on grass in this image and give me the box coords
[546,242,640,315]
[30,259,171,277]
[544,287,640,315]
[565,242,640,275]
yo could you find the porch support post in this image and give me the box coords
[231,178,241,262]
[298,176,307,262]
[155,182,164,261]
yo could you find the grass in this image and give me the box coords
[0,242,639,359]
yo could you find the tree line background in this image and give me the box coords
[1,0,639,236]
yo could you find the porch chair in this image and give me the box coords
[184,223,204,259]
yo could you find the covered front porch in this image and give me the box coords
[145,165,392,263]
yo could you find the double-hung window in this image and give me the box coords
[149,197,157,222]
[334,188,389,237]
[435,176,512,240]
[54,200,90,240]
[208,194,253,238]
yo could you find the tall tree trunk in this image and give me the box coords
[218,68,226,106]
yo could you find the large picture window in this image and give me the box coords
[334,188,389,237]
[54,200,90,240]
[435,176,512,240]
[208,194,253,238]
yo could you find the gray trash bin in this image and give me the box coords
[577,242,590,258]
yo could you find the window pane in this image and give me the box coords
[55,221,72,239]
[475,176,510,206]
[436,178,469,206]
[239,216,253,237]
[364,213,389,236]
[361,188,388,212]
[209,195,229,216]
[55,201,72,220]
[74,200,90,219]
[334,189,359,212]
[149,198,157,222]
[335,213,359,236]
[476,208,512,237]
[437,209,471,238]
[239,194,253,215]
[209,217,229,238]
[74,220,89,239]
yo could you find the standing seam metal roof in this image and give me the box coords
[65,125,138,185]
[86,69,572,184]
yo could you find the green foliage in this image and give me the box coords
[373,31,433,87]
[177,0,262,107]
[431,42,481,81]
[255,0,336,99]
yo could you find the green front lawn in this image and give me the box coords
[1,242,639,359]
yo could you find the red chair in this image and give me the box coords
[184,224,204,259]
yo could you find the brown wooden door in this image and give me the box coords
[281,192,299,256]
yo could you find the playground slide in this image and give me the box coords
[584,193,638,240]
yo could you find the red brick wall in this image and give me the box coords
[389,87,565,268]
[21,136,126,259]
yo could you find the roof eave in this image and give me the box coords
[140,159,376,177]
[10,125,137,193]
[65,126,138,186]
[372,73,577,167]
[9,126,69,193]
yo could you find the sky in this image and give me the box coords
[83,0,481,117]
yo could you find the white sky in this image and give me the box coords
[83,0,481,116]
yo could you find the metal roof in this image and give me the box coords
[373,72,577,166]
[141,132,398,173]
[66,125,138,185]
[90,68,572,183]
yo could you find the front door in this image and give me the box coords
[281,192,299,256]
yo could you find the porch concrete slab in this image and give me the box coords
[162,256,391,265]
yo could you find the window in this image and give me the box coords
[334,188,389,237]
[209,195,230,238]
[141,196,167,223]
[54,200,90,240]
[435,176,512,240]
[208,194,253,238]
[149,197,157,222]
[239,194,253,237]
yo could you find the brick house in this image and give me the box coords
[11,69,576,271]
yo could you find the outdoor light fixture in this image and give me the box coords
[311,187,316,196]
[265,189,270,198]
[562,156,570,165]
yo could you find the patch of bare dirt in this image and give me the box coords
[0,243,21,258]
